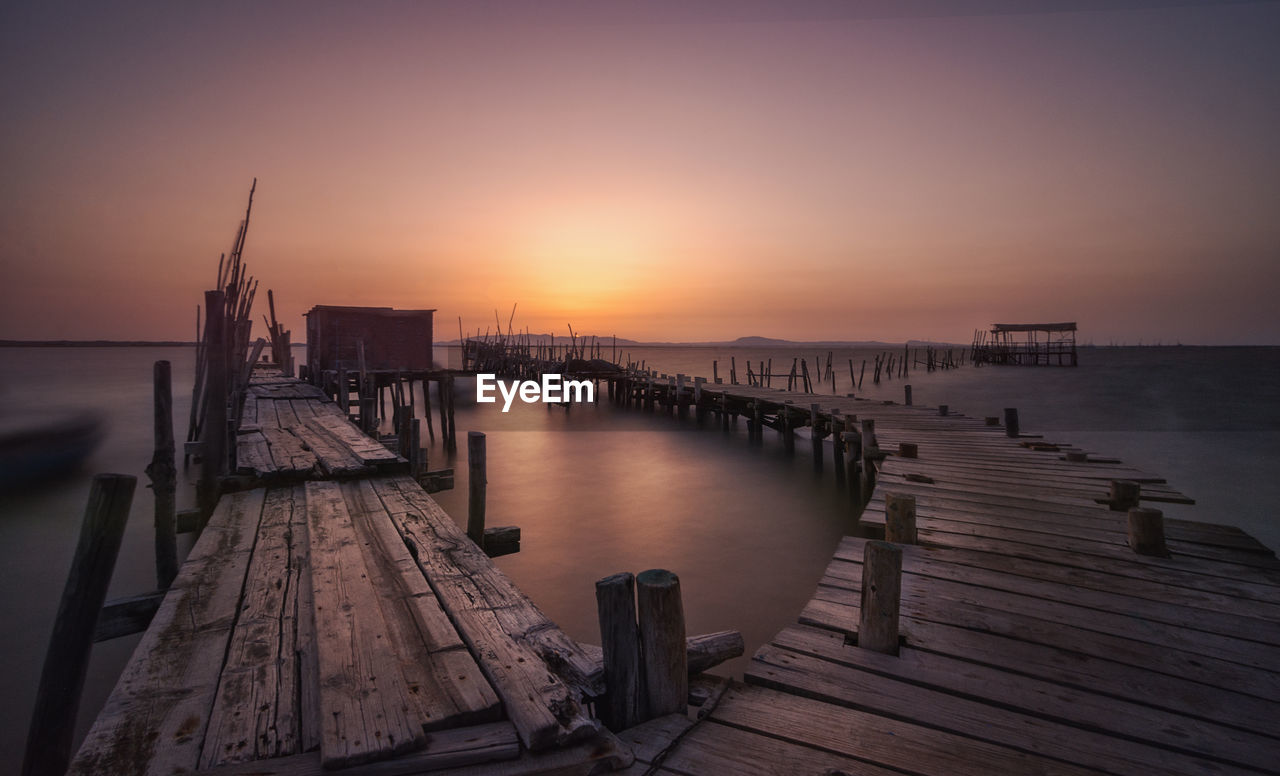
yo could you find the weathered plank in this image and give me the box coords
[69,489,266,775]
[713,682,1102,776]
[808,579,1280,699]
[768,625,1279,771]
[826,543,1280,644]
[310,401,403,465]
[235,429,275,477]
[340,479,502,728]
[305,480,426,768]
[748,645,1249,776]
[262,427,315,475]
[201,486,304,767]
[370,475,600,750]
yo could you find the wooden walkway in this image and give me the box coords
[608,378,1280,775]
[235,376,406,479]
[70,375,630,775]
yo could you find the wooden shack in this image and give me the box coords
[972,321,1078,366]
[305,305,435,375]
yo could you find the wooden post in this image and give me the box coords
[857,541,902,656]
[885,493,917,544]
[1110,480,1141,512]
[467,432,486,545]
[22,474,136,776]
[146,360,178,590]
[636,569,687,718]
[446,374,457,451]
[397,406,412,458]
[199,290,226,514]
[938,404,949,417]
[1003,407,1019,438]
[338,367,350,415]
[831,413,845,483]
[781,401,794,452]
[437,378,449,444]
[898,442,918,459]
[843,429,862,504]
[411,418,423,477]
[810,404,823,470]
[1128,507,1169,557]
[903,384,912,406]
[595,573,642,730]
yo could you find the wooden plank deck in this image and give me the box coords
[608,375,1280,775]
[236,377,406,480]
[70,376,630,775]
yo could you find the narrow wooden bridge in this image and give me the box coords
[68,373,630,775]
[603,374,1279,776]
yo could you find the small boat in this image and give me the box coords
[0,409,105,491]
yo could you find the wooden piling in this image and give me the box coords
[1110,480,1141,512]
[437,377,449,443]
[595,573,642,731]
[857,540,902,656]
[22,474,137,776]
[199,290,227,514]
[636,569,687,718]
[1003,407,1020,438]
[467,431,486,546]
[146,361,178,590]
[831,413,845,482]
[938,404,949,417]
[904,384,912,406]
[810,403,823,470]
[1128,507,1169,557]
[410,418,422,477]
[337,367,349,415]
[885,493,918,544]
[782,401,794,452]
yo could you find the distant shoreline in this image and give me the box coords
[0,340,199,348]
[3,340,1274,349]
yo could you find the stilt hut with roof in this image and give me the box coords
[972,322,1078,366]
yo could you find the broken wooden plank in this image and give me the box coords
[370,475,600,750]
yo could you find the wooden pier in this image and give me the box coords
[600,374,1279,775]
[58,354,1279,774]
[67,372,630,775]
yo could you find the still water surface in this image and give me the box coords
[0,344,1276,773]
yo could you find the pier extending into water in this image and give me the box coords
[43,345,1279,775]
[596,370,1279,775]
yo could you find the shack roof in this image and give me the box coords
[991,322,1077,333]
[305,305,436,316]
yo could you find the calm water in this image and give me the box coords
[0,344,1276,773]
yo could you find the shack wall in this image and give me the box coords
[306,307,434,374]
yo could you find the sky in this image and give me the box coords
[2,0,1278,345]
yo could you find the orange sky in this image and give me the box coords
[2,1,1279,344]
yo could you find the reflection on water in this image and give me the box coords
[0,343,1276,772]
